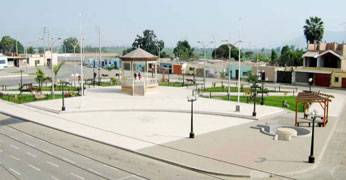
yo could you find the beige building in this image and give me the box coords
[299,42,346,88]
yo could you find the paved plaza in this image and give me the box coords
[0,86,345,178]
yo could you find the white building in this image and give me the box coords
[27,54,45,66]
[0,54,8,69]
[44,51,59,66]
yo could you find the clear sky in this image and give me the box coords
[1,0,345,48]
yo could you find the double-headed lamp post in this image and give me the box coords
[221,40,243,103]
[252,77,260,117]
[221,40,232,101]
[309,110,317,163]
[259,71,265,105]
[235,41,244,112]
[197,40,214,89]
[187,90,198,138]
[308,77,313,91]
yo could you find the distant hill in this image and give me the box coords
[285,31,346,48]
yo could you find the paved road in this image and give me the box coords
[0,115,220,180]
[0,119,146,180]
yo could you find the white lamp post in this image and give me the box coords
[197,40,214,89]
[222,40,242,110]
[49,37,62,97]
[235,41,243,112]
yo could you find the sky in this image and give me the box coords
[0,0,345,48]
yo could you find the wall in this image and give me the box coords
[330,72,346,88]
[229,63,252,79]
[28,55,44,66]
[252,66,277,82]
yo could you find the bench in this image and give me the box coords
[296,117,323,127]
[31,90,47,100]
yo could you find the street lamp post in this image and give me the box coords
[252,80,259,117]
[187,92,198,138]
[259,71,264,105]
[19,69,23,94]
[309,110,317,163]
[261,81,264,105]
[61,81,66,111]
[197,41,214,89]
[308,77,313,91]
[222,40,243,104]
[72,44,77,87]
[236,43,242,112]
[222,40,232,101]
[49,37,62,98]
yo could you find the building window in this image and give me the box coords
[335,77,339,82]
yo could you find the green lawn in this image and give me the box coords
[0,93,78,104]
[159,81,193,87]
[202,86,287,93]
[210,95,304,112]
[40,85,79,91]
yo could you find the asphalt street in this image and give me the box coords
[0,119,146,180]
[0,115,220,180]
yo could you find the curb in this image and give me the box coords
[62,108,259,120]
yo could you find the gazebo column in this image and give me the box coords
[155,62,157,81]
[131,60,134,96]
[295,100,298,126]
[145,61,148,88]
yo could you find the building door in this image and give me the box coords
[276,71,292,84]
[235,70,239,79]
[260,72,266,81]
[14,59,19,67]
[342,78,346,88]
[314,73,331,87]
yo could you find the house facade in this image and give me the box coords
[297,42,346,88]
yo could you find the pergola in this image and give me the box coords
[119,48,159,96]
[295,91,334,127]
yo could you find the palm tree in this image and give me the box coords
[52,61,65,94]
[303,16,324,44]
[35,68,46,90]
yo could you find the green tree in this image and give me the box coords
[53,61,65,79]
[270,49,278,65]
[278,45,304,66]
[0,36,24,55]
[211,44,240,60]
[52,61,65,93]
[303,16,324,44]
[279,45,291,66]
[27,46,35,54]
[173,40,195,60]
[127,30,164,56]
[62,37,80,53]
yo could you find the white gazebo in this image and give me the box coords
[120,48,159,96]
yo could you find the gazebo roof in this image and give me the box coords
[296,91,334,103]
[120,48,158,61]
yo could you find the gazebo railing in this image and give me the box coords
[121,78,158,87]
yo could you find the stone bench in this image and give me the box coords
[275,128,297,141]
